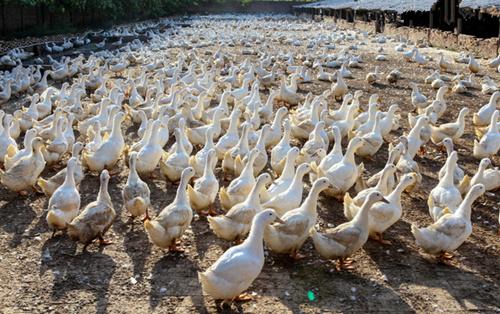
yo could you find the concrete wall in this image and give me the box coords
[322,16,499,58]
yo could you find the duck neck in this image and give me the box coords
[331,131,342,156]
[302,184,323,215]
[227,110,239,135]
[174,174,190,205]
[128,157,140,183]
[97,178,111,205]
[243,218,265,256]
[352,199,372,226]
[271,109,283,129]
[343,141,358,164]
[63,164,76,187]
[110,115,123,139]
[387,179,407,204]
[456,190,478,220]
[442,157,456,187]
[247,178,264,206]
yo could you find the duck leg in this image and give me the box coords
[371,232,392,245]
[290,249,306,260]
[168,241,185,253]
[98,236,113,246]
[335,258,355,271]
[233,293,253,302]
[417,146,426,157]
[437,252,454,265]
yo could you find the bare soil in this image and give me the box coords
[1,15,499,314]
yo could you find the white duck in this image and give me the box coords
[262,163,311,217]
[428,151,462,221]
[122,152,151,220]
[412,184,485,262]
[143,167,195,252]
[264,178,330,259]
[208,173,271,242]
[199,209,283,302]
[188,149,219,215]
[345,173,417,244]
[311,192,389,270]
[473,91,500,127]
[473,110,500,158]
[46,157,81,235]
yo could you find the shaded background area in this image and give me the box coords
[0,0,309,39]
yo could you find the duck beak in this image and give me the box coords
[275,217,285,224]
[381,197,390,204]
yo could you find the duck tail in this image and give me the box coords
[343,192,355,220]
[36,177,51,196]
[458,175,471,196]
[218,187,231,210]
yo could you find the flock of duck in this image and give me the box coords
[0,15,499,303]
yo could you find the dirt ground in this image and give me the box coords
[0,15,499,313]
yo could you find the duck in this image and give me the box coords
[46,157,81,236]
[345,173,417,244]
[410,82,427,111]
[219,149,259,210]
[199,209,283,303]
[359,142,403,192]
[322,137,365,199]
[190,129,215,177]
[187,109,224,146]
[310,126,343,183]
[188,149,219,216]
[262,163,311,217]
[270,120,292,175]
[356,112,384,157]
[0,114,17,163]
[365,66,380,85]
[473,91,500,127]
[405,116,429,158]
[298,121,327,165]
[4,128,37,170]
[135,120,163,177]
[215,108,242,159]
[348,164,396,210]
[0,137,46,194]
[412,184,485,262]
[264,177,330,259]
[83,111,126,173]
[438,52,452,72]
[430,107,469,144]
[311,192,389,270]
[43,117,69,165]
[395,136,422,190]
[331,72,348,101]
[263,107,287,148]
[144,167,195,252]
[481,76,498,94]
[428,151,462,221]
[160,128,190,182]
[438,138,466,187]
[209,173,271,242]
[67,170,115,251]
[122,152,151,220]
[468,55,480,73]
[222,123,250,176]
[251,124,270,175]
[37,142,85,196]
[473,110,500,158]
[277,76,303,105]
[268,147,299,198]
[468,158,500,192]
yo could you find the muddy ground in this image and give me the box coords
[0,15,499,314]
